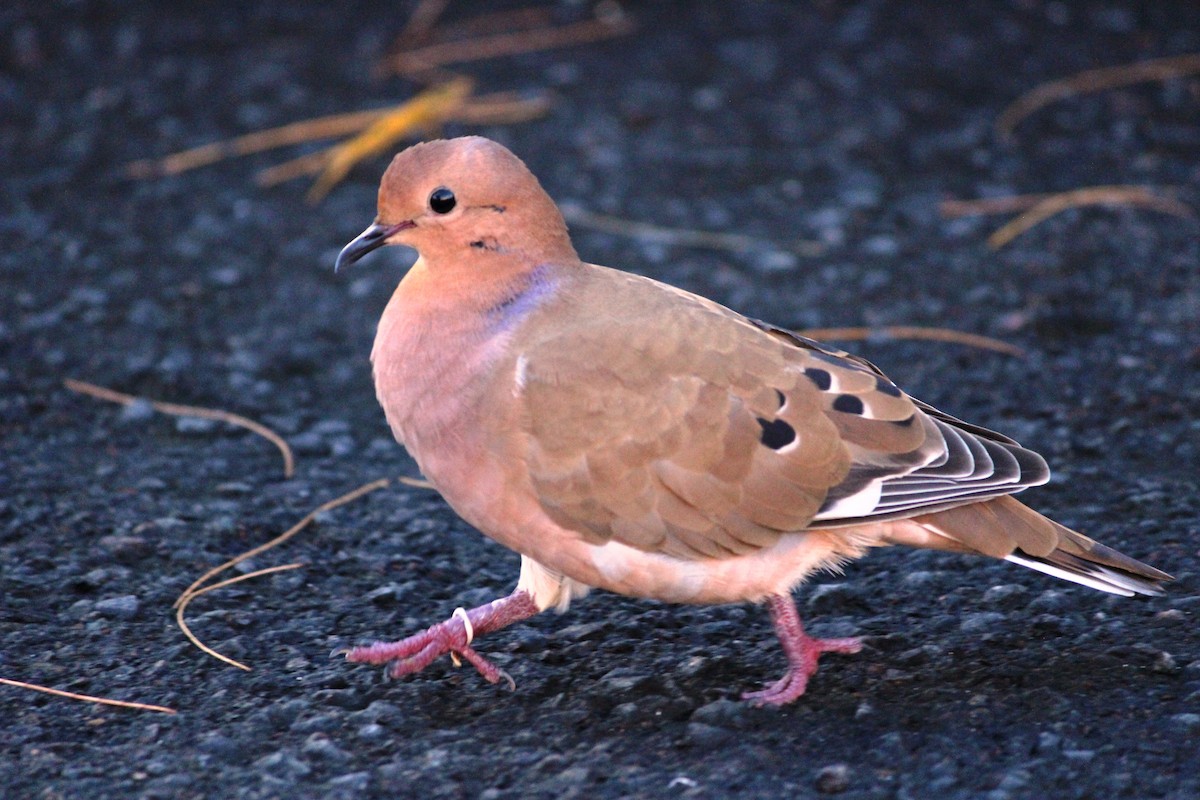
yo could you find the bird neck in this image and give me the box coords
[390,252,557,324]
[371,251,563,449]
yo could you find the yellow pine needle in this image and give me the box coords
[305,77,475,202]
[255,92,551,189]
[125,108,393,178]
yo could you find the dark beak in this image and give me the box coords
[334,221,414,272]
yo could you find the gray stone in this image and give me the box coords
[815,763,851,794]
[1171,713,1200,732]
[253,751,311,780]
[690,699,750,730]
[94,594,140,619]
[685,722,734,746]
[959,612,1006,634]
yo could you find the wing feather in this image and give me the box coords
[511,269,1051,559]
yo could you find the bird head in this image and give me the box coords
[335,136,577,272]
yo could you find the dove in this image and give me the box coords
[335,136,1170,705]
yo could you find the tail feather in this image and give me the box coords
[1005,550,1165,597]
[898,495,1171,596]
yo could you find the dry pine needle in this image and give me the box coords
[64,379,294,478]
[0,677,176,715]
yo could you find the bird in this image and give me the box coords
[334,136,1170,705]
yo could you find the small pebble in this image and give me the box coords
[118,399,155,423]
[689,699,749,730]
[1151,651,1179,674]
[815,763,850,794]
[356,723,386,741]
[981,584,1027,608]
[301,734,351,763]
[959,611,1006,633]
[1171,713,1200,732]
[94,595,140,619]
[325,772,371,793]
[1029,590,1069,614]
[685,722,734,746]
[175,416,217,435]
[253,751,311,780]
[806,582,869,614]
[98,535,150,562]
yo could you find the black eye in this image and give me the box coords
[429,187,456,214]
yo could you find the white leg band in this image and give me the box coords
[452,607,474,647]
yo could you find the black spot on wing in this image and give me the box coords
[757,417,797,450]
[875,376,902,397]
[832,394,865,415]
[804,367,832,391]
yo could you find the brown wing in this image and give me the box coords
[512,269,945,560]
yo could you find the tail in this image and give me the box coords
[886,495,1171,597]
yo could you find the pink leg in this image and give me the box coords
[344,590,539,687]
[742,593,862,706]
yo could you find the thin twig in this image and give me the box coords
[125,108,391,178]
[397,0,452,44]
[175,563,306,672]
[940,193,1059,219]
[985,185,1194,249]
[450,92,554,125]
[175,478,392,609]
[64,379,294,479]
[800,326,1026,357]
[388,4,561,60]
[175,478,392,669]
[0,677,176,715]
[562,204,824,256]
[253,89,552,188]
[397,476,436,489]
[255,150,331,187]
[379,9,635,75]
[996,52,1200,143]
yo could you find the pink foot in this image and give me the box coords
[742,593,862,706]
[344,590,539,688]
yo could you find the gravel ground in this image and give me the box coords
[3,1,1199,798]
